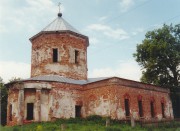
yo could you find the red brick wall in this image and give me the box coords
[7,89,19,126]
[82,78,173,120]
[30,32,88,80]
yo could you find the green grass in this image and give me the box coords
[1,116,180,131]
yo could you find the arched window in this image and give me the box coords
[137,95,143,117]
[161,98,165,118]
[150,97,155,118]
[124,93,130,117]
[9,104,12,121]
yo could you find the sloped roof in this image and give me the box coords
[42,15,80,34]
[30,13,88,41]
[23,75,110,85]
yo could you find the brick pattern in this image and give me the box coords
[7,79,173,126]
[31,33,88,80]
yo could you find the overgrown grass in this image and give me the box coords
[1,115,180,131]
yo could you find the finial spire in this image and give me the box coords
[58,2,62,17]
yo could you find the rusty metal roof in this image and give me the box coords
[24,75,109,85]
[42,15,80,34]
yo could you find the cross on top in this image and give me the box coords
[58,2,61,13]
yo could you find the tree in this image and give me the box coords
[134,24,180,88]
[134,24,180,118]
[0,77,7,126]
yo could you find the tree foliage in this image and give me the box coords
[134,24,180,88]
[0,77,7,126]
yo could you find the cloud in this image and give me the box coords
[132,27,145,35]
[0,0,59,34]
[119,0,134,12]
[0,61,30,83]
[89,37,99,45]
[89,60,142,81]
[98,16,108,22]
[86,24,129,40]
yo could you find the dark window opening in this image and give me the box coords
[27,103,34,120]
[161,103,165,118]
[75,105,82,117]
[75,50,79,64]
[9,104,12,121]
[150,101,155,118]
[125,99,130,117]
[53,48,58,62]
[138,100,143,117]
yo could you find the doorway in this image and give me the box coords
[27,103,34,120]
[75,105,82,117]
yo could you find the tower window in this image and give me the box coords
[161,102,165,118]
[75,50,79,64]
[150,101,155,118]
[124,99,130,117]
[138,100,143,117]
[53,48,58,62]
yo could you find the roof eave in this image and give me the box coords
[29,30,89,46]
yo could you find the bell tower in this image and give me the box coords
[29,12,89,80]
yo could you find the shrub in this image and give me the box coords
[36,125,43,131]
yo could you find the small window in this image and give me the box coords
[75,50,79,64]
[125,99,130,117]
[161,103,165,118]
[75,105,82,117]
[138,100,143,117]
[53,48,58,62]
[150,101,155,118]
[9,104,12,121]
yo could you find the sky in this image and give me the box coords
[0,0,180,83]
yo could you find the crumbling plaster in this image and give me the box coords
[31,33,88,80]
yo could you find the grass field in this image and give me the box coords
[1,116,180,131]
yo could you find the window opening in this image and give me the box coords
[27,103,34,120]
[161,103,165,118]
[138,100,143,117]
[150,101,155,118]
[125,99,130,117]
[75,105,82,117]
[75,50,79,64]
[9,104,12,121]
[53,48,58,62]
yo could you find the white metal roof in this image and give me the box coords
[23,75,110,85]
[42,15,80,34]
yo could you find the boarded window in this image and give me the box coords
[9,104,12,121]
[150,101,155,118]
[53,48,58,62]
[27,103,34,120]
[75,105,81,117]
[138,100,143,117]
[125,99,130,117]
[161,103,165,118]
[75,50,79,64]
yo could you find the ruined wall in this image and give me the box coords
[31,33,88,80]
[6,81,83,126]
[82,78,173,121]
[49,82,82,120]
[7,78,173,126]
[7,88,19,126]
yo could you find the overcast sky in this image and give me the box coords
[0,0,180,83]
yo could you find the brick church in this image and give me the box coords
[6,11,173,126]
